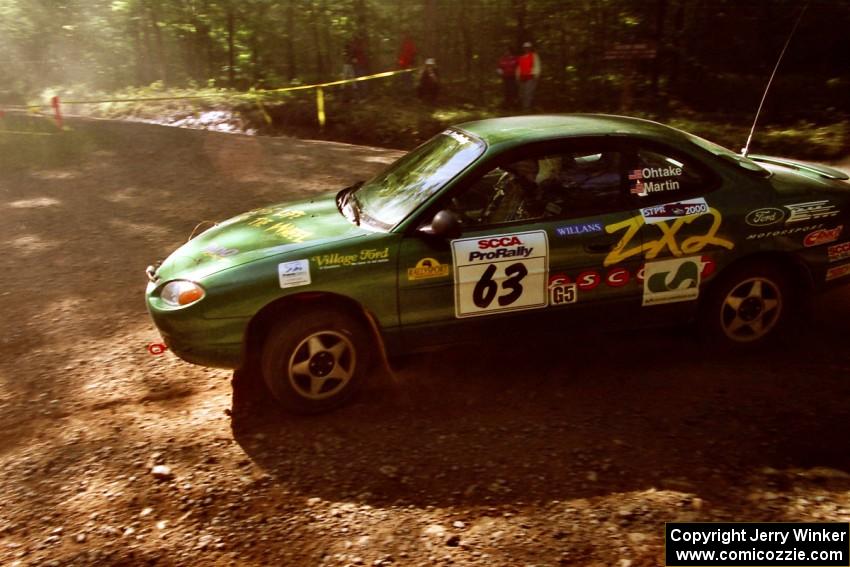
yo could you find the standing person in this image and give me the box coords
[417,58,440,104]
[397,33,418,91]
[342,40,359,102]
[497,46,518,108]
[351,35,369,95]
[516,41,541,111]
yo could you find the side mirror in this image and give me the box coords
[428,209,462,240]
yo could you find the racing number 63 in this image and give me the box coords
[473,263,529,308]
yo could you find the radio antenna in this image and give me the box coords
[742,2,809,157]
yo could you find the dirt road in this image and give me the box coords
[1,116,849,566]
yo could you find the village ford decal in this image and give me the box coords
[451,231,548,318]
[745,207,785,227]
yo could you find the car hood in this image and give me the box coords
[153,192,370,282]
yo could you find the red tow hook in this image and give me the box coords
[147,342,168,355]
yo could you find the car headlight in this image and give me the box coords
[159,280,206,308]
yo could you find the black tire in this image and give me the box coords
[261,308,372,414]
[699,260,795,347]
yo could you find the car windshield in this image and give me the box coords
[682,131,770,176]
[355,130,486,229]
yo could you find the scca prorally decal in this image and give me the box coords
[466,236,534,262]
[278,259,311,289]
[746,223,824,241]
[604,207,733,267]
[803,225,842,248]
[826,262,850,282]
[554,222,603,237]
[640,198,708,225]
[451,231,548,318]
[407,257,450,280]
[745,207,786,227]
[643,256,702,306]
[628,166,682,197]
[311,247,390,269]
[828,242,850,263]
[785,200,839,224]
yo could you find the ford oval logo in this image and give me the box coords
[745,207,785,227]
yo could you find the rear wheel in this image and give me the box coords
[261,308,371,414]
[701,262,793,346]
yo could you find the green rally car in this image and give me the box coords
[145,114,850,413]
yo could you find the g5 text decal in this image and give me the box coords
[451,231,548,318]
[643,256,702,306]
[604,208,734,267]
[548,275,577,306]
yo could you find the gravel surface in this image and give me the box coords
[1,115,849,566]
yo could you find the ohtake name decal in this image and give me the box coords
[550,255,715,291]
[603,207,734,267]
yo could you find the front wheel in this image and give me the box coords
[701,262,794,346]
[261,308,372,414]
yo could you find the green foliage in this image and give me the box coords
[2,0,849,158]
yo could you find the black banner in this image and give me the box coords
[665,522,849,566]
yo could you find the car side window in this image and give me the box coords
[628,147,710,201]
[448,149,625,227]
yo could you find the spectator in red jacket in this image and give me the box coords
[516,41,541,111]
[397,33,418,91]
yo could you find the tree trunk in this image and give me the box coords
[423,0,437,60]
[286,0,296,80]
[651,0,668,104]
[145,0,169,86]
[310,1,325,80]
[227,5,236,87]
[513,0,527,47]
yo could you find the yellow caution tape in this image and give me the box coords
[59,68,417,105]
[13,67,417,129]
[0,130,57,136]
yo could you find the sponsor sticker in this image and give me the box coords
[643,256,702,306]
[604,207,734,266]
[407,257,450,280]
[803,225,842,248]
[629,166,682,197]
[745,207,785,227]
[451,231,548,318]
[785,200,839,224]
[640,198,708,225]
[554,221,603,237]
[555,256,714,292]
[278,260,311,288]
[311,247,390,270]
[828,241,850,263]
[202,244,239,258]
[826,263,850,282]
[548,277,577,306]
[746,223,823,241]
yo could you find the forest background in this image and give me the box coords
[1,0,849,158]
